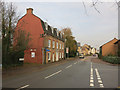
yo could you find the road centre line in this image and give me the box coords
[95,68,104,88]
[90,62,94,87]
[66,65,72,69]
[44,70,62,79]
[16,85,29,90]
[74,62,77,64]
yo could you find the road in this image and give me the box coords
[3,56,119,89]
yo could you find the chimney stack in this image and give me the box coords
[27,8,33,14]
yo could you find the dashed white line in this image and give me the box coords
[90,62,94,87]
[95,68,104,88]
[44,70,62,79]
[16,85,29,90]
[90,83,94,87]
[65,65,72,69]
[74,62,77,64]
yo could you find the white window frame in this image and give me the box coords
[56,42,58,49]
[31,52,35,58]
[59,52,61,58]
[62,44,64,49]
[45,22,48,30]
[53,41,55,48]
[60,43,61,49]
[51,27,54,34]
[48,40,51,48]
[62,52,64,58]
[48,52,51,61]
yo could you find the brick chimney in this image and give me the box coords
[27,8,33,14]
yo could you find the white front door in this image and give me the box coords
[56,52,58,61]
[52,53,54,62]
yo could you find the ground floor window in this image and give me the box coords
[59,52,61,59]
[31,52,35,58]
[48,52,51,61]
[62,52,64,59]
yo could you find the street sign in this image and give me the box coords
[46,49,50,52]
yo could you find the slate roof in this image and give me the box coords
[41,20,64,42]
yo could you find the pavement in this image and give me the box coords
[2,56,119,89]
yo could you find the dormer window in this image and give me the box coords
[57,31,59,36]
[51,27,54,34]
[45,22,48,30]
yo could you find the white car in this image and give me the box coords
[79,54,84,59]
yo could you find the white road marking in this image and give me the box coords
[90,62,94,87]
[97,77,101,80]
[90,77,93,80]
[100,84,104,87]
[65,65,72,69]
[90,83,94,87]
[16,85,29,90]
[45,70,62,79]
[90,80,94,83]
[74,62,77,64]
[95,68,104,88]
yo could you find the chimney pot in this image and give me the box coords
[27,8,33,14]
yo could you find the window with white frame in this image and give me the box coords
[45,22,48,30]
[31,52,35,58]
[56,42,58,49]
[51,27,54,34]
[59,52,61,59]
[62,52,64,58]
[48,40,51,48]
[48,52,51,61]
[62,44,64,49]
[53,41,55,48]
[60,43,61,49]
[57,31,59,36]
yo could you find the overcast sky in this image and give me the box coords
[7,1,118,50]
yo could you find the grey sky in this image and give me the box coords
[12,2,118,50]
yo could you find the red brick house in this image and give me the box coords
[99,38,118,56]
[15,8,65,64]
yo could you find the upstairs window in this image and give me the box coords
[56,42,58,49]
[62,44,64,49]
[51,27,54,34]
[53,41,55,48]
[45,22,48,30]
[48,40,51,48]
[60,43,61,49]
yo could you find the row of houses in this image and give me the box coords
[15,8,65,64]
[77,43,97,56]
[99,38,120,57]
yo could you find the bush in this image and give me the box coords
[102,56,120,64]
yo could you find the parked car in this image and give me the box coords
[93,54,96,56]
[79,54,84,59]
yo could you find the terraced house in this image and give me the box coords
[15,8,65,64]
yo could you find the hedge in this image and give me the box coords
[102,56,120,64]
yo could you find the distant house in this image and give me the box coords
[82,44,91,55]
[99,38,118,56]
[91,48,96,55]
[14,8,64,64]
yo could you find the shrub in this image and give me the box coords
[102,56,120,64]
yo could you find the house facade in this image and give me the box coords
[14,8,64,64]
[100,38,118,56]
[114,40,120,57]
